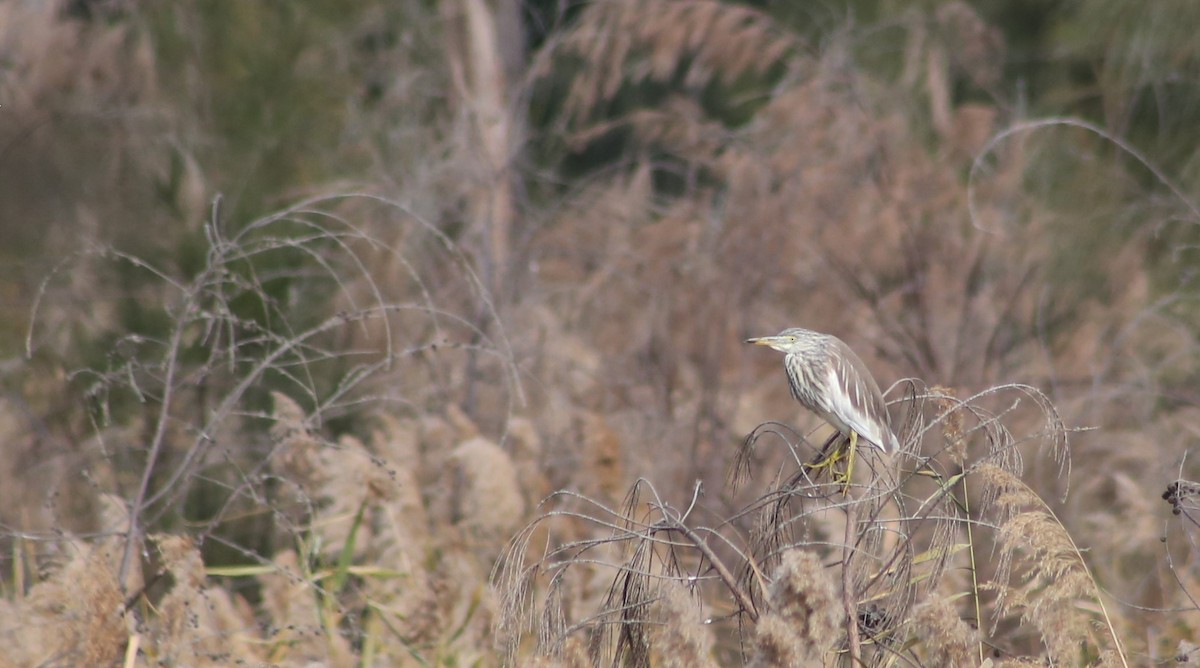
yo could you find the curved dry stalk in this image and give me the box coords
[26,194,524,599]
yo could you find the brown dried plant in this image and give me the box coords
[5,2,1200,666]
[909,596,977,667]
[496,375,1134,666]
[5,191,523,665]
[747,549,840,667]
[0,495,133,666]
[533,0,796,128]
[978,464,1126,665]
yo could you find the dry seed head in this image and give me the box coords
[369,421,431,548]
[911,596,976,666]
[980,464,1110,662]
[22,545,129,665]
[647,579,718,668]
[259,549,316,632]
[452,437,526,546]
[156,534,205,590]
[152,535,259,664]
[554,0,794,123]
[931,385,967,463]
[976,463,1036,517]
[749,549,839,667]
[309,434,388,561]
[507,416,553,505]
[269,391,324,489]
[374,413,421,468]
[258,549,354,663]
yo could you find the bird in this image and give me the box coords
[747,327,898,483]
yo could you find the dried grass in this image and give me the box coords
[980,464,1125,664]
[645,578,717,668]
[748,549,839,667]
[910,596,977,667]
[2,1,1199,666]
[452,436,527,549]
[0,505,132,666]
[539,0,795,125]
[149,535,260,665]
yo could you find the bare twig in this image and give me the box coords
[668,512,759,623]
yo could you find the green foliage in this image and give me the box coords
[142,3,364,224]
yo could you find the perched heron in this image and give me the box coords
[747,327,897,484]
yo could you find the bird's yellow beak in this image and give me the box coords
[746,337,775,346]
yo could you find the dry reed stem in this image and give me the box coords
[842,502,862,663]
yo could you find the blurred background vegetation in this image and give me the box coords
[1,0,1199,665]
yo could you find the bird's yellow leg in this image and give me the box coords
[807,440,844,474]
[805,434,855,493]
[841,431,858,493]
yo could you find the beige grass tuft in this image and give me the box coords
[749,548,839,667]
[647,578,718,668]
[269,390,326,493]
[151,534,260,665]
[930,385,967,463]
[258,549,354,665]
[980,464,1122,663]
[451,436,526,548]
[0,541,131,666]
[911,596,977,667]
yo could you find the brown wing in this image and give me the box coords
[826,337,897,452]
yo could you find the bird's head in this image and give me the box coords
[745,327,822,354]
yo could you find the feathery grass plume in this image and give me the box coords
[258,548,355,665]
[978,464,1126,665]
[451,436,526,551]
[268,391,329,546]
[910,596,977,667]
[150,534,260,666]
[270,390,326,492]
[370,415,433,549]
[418,410,480,529]
[364,416,446,650]
[930,384,967,464]
[749,548,839,667]
[366,507,444,655]
[646,578,718,668]
[541,0,796,125]
[316,433,391,560]
[0,538,131,666]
